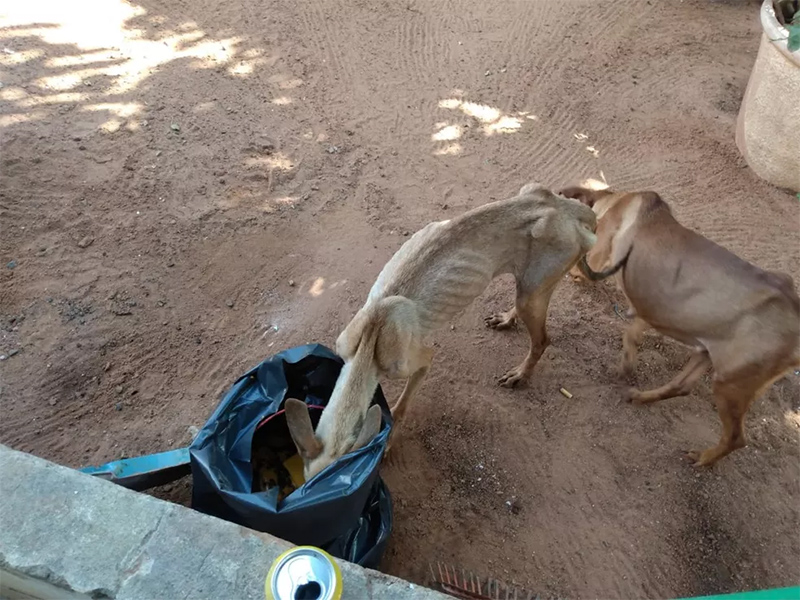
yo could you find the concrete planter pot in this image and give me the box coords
[735,0,800,192]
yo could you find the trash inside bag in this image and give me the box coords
[189,343,393,568]
[250,408,312,502]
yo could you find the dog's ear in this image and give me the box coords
[284,398,322,461]
[351,404,382,452]
[560,186,608,208]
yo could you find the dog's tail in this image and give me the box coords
[333,303,384,393]
[336,296,412,359]
[578,246,633,282]
[331,296,416,410]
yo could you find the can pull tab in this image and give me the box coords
[294,582,322,600]
[267,546,342,600]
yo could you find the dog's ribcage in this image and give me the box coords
[367,220,498,332]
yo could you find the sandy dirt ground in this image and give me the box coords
[2,0,799,597]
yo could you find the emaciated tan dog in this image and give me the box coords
[285,183,599,480]
[561,185,800,467]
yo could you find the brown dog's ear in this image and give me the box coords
[284,398,322,461]
[559,186,609,208]
[351,404,382,452]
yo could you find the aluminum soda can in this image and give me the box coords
[265,546,342,600]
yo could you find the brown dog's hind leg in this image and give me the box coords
[629,350,710,404]
[687,359,797,466]
[686,377,754,467]
[498,287,554,388]
[485,306,517,330]
[620,317,650,377]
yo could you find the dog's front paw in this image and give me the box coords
[485,313,515,330]
[498,366,527,388]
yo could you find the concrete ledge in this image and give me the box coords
[0,445,448,600]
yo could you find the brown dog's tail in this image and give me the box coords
[578,246,633,281]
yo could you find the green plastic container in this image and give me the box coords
[683,587,800,600]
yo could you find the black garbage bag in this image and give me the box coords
[322,478,393,568]
[189,343,393,568]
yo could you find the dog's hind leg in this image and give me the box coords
[498,284,555,388]
[686,375,757,467]
[688,357,798,466]
[485,306,517,330]
[629,349,710,404]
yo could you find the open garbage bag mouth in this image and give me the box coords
[189,343,394,568]
[250,406,324,501]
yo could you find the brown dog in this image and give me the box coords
[561,186,800,467]
[285,183,599,480]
